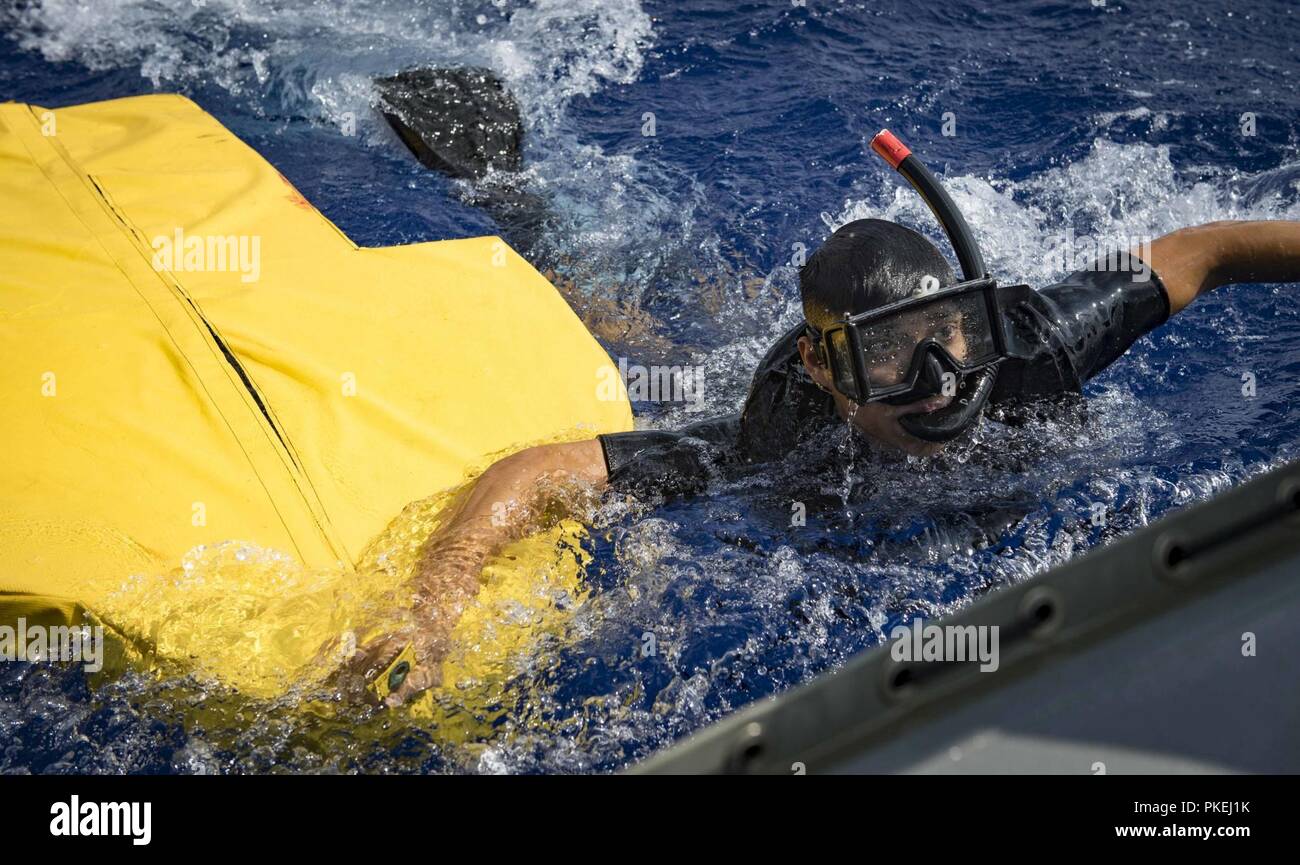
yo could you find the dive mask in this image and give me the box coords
[813,276,1008,405]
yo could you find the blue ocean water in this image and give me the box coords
[2,0,1298,773]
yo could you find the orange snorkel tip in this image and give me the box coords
[870,129,912,170]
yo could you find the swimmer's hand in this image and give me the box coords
[329,630,438,707]
[329,544,483,707]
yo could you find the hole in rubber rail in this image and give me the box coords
[727,722,766,772]
[1018,587,1062,637]
[889,666,915,693]
[1029,597,1055,624]
[1279,478,1300,513]
[1153,534,1192,580]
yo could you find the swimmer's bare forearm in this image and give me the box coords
[1141,220,1300,314]
[413,439,609,596]
[347,440,609,705]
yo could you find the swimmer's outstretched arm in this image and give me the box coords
[1141,220,1300,315]
[354,440,608,704]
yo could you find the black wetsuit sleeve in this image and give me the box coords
[993,256,1171,403]
[597,414,742,498]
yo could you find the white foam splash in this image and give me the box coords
[826,137,1300,287]
[6,0,652,134]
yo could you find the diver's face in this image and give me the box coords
[797,335,952,458]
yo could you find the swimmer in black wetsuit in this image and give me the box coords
[597,219,1167,497]
[361,132,1300,704]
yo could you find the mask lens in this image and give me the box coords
[826,327,857,396]
[856,291,997,389]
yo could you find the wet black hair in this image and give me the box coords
[799,218,956,333]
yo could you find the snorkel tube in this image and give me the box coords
[870,130,988,281]
[869,130,999,442]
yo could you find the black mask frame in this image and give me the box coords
[813,276,1011,405]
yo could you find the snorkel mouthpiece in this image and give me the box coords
[882,344,995,442]
[897,366,997,442]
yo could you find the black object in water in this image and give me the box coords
[375,67,546,253]
[376,66,523,180]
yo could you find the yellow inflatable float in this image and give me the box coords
[0,94,631,713]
